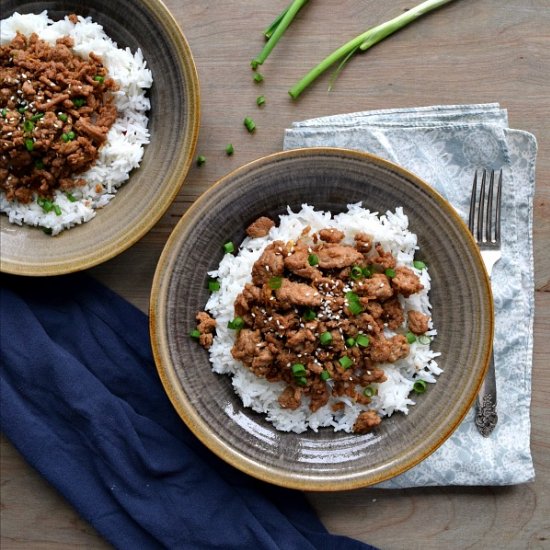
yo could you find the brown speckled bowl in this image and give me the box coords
[0,0,200,275]
[150,148,493,491]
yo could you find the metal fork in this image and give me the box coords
[468,169,502,437]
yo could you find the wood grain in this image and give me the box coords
[2,0,549,548]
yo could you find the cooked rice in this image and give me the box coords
[0,11,152,234]
[204,203,441,433]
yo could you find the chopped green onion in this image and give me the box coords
[61,133,70,142]
[406,331,417,344]
[418,334,431,345]
[58,113,68,122]
[18,105,28,114]
[295,376,308,386]
[223,241,235,254]
[34,160,44,170]
[196,154,206,166]
[65,192,76,202]
[253,72,264,83]
[23,120,34,133]
[362,266,373,277]
[256,95,266,106]
[93,75,105,83]
[73,98,86,107]
[37,197,53,213]
[308,253,318,266]
[348,300,363,316]
[363,385,377,397]
[244,117,256,133]
[208,279,221,292]
[53,204,62,216]
[24,138,34,151]
[319,331,333,345]
[413,260,427,270]
[350,265,363,279]
[291,363,306,376]
[345,337,356,347]
[30,112,44,122]
[413,379,427,394]
[356,334,370,347]
[338,356,354,370]
[303,309,317,321]
[320,370,331,381]
[67,131,76,140]
[227,317,245,330]
[385,268,396,278]
[42,227,53,235]
[268,276,283,289]
[225,143,234,155]
[190,329,201,339]
[1,108,7,117]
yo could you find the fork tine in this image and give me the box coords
[477,169,487,242]
[469,170,478,234]
[495,169,502,243]
[486,170,495,242]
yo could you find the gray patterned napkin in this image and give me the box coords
[284,104,536,486]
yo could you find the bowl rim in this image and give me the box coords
[150,147,494,491]
[0,0,200,276]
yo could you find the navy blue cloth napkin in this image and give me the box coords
[0,273,376,550]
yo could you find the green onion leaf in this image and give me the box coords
[1,108,7,117]
[338,356,353,370]
[39,199,53,213]
[385,268,396,278]
[225,143,234,155]
[208,279,221,292]
[308,253,319,266]
[253,72,264,83]
[320,370,331,381]
[23,120,35,132]
[413,260,427,270]
[345,337,356,347]
[363,385,377,397]
[263,5,289,40]
[244,117,256,133]
[356,334,370,347]
[362,266,373,277]
[34,160,44,170]
[295,376,308,386]
[73,98,86,107]
[65,192,77,202]
[291,363,306,376]
[350,265,363,279]
[256,95,266,106]
[61,133,70,142]
[30,112,44,122]
[93,75,105,83]
[58,113,68,122]
[348,300,363,315]
[303,309,317,321]
[53,204,62,216]
[24,138,34,151]
[196,154,206,166]
[417,334,431,345]
[190,329,201,339]
[413,379,427,394]
[18,105,28,114]
[319,331,333,345]
[42,227,52,235]
[223,241,235,254]
[67,131,76,140]
[406,331,417,344]
[268,276,283,290]
[227,317,245,330]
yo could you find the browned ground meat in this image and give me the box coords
[246,216,275,238]
[0,29,118,202]
[196,311,216,349]
[408,310,430,334]
[196,220,429,434]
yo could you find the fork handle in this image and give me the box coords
[475,352,498,437]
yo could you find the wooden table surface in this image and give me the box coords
[2,1,549,548]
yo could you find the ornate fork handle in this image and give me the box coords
[475,354,498,437]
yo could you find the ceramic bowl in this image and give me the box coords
[150,148,493,491]
[0,0,200,275]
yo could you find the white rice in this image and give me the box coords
[205,203,442,434]
[0,11,153,234]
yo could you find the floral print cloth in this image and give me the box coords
[284,104,536,486]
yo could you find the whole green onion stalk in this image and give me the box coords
[252,0,309,69]
[288,0,455,99]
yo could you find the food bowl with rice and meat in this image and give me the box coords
[0,0,199,275]
[150,148,493,491]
